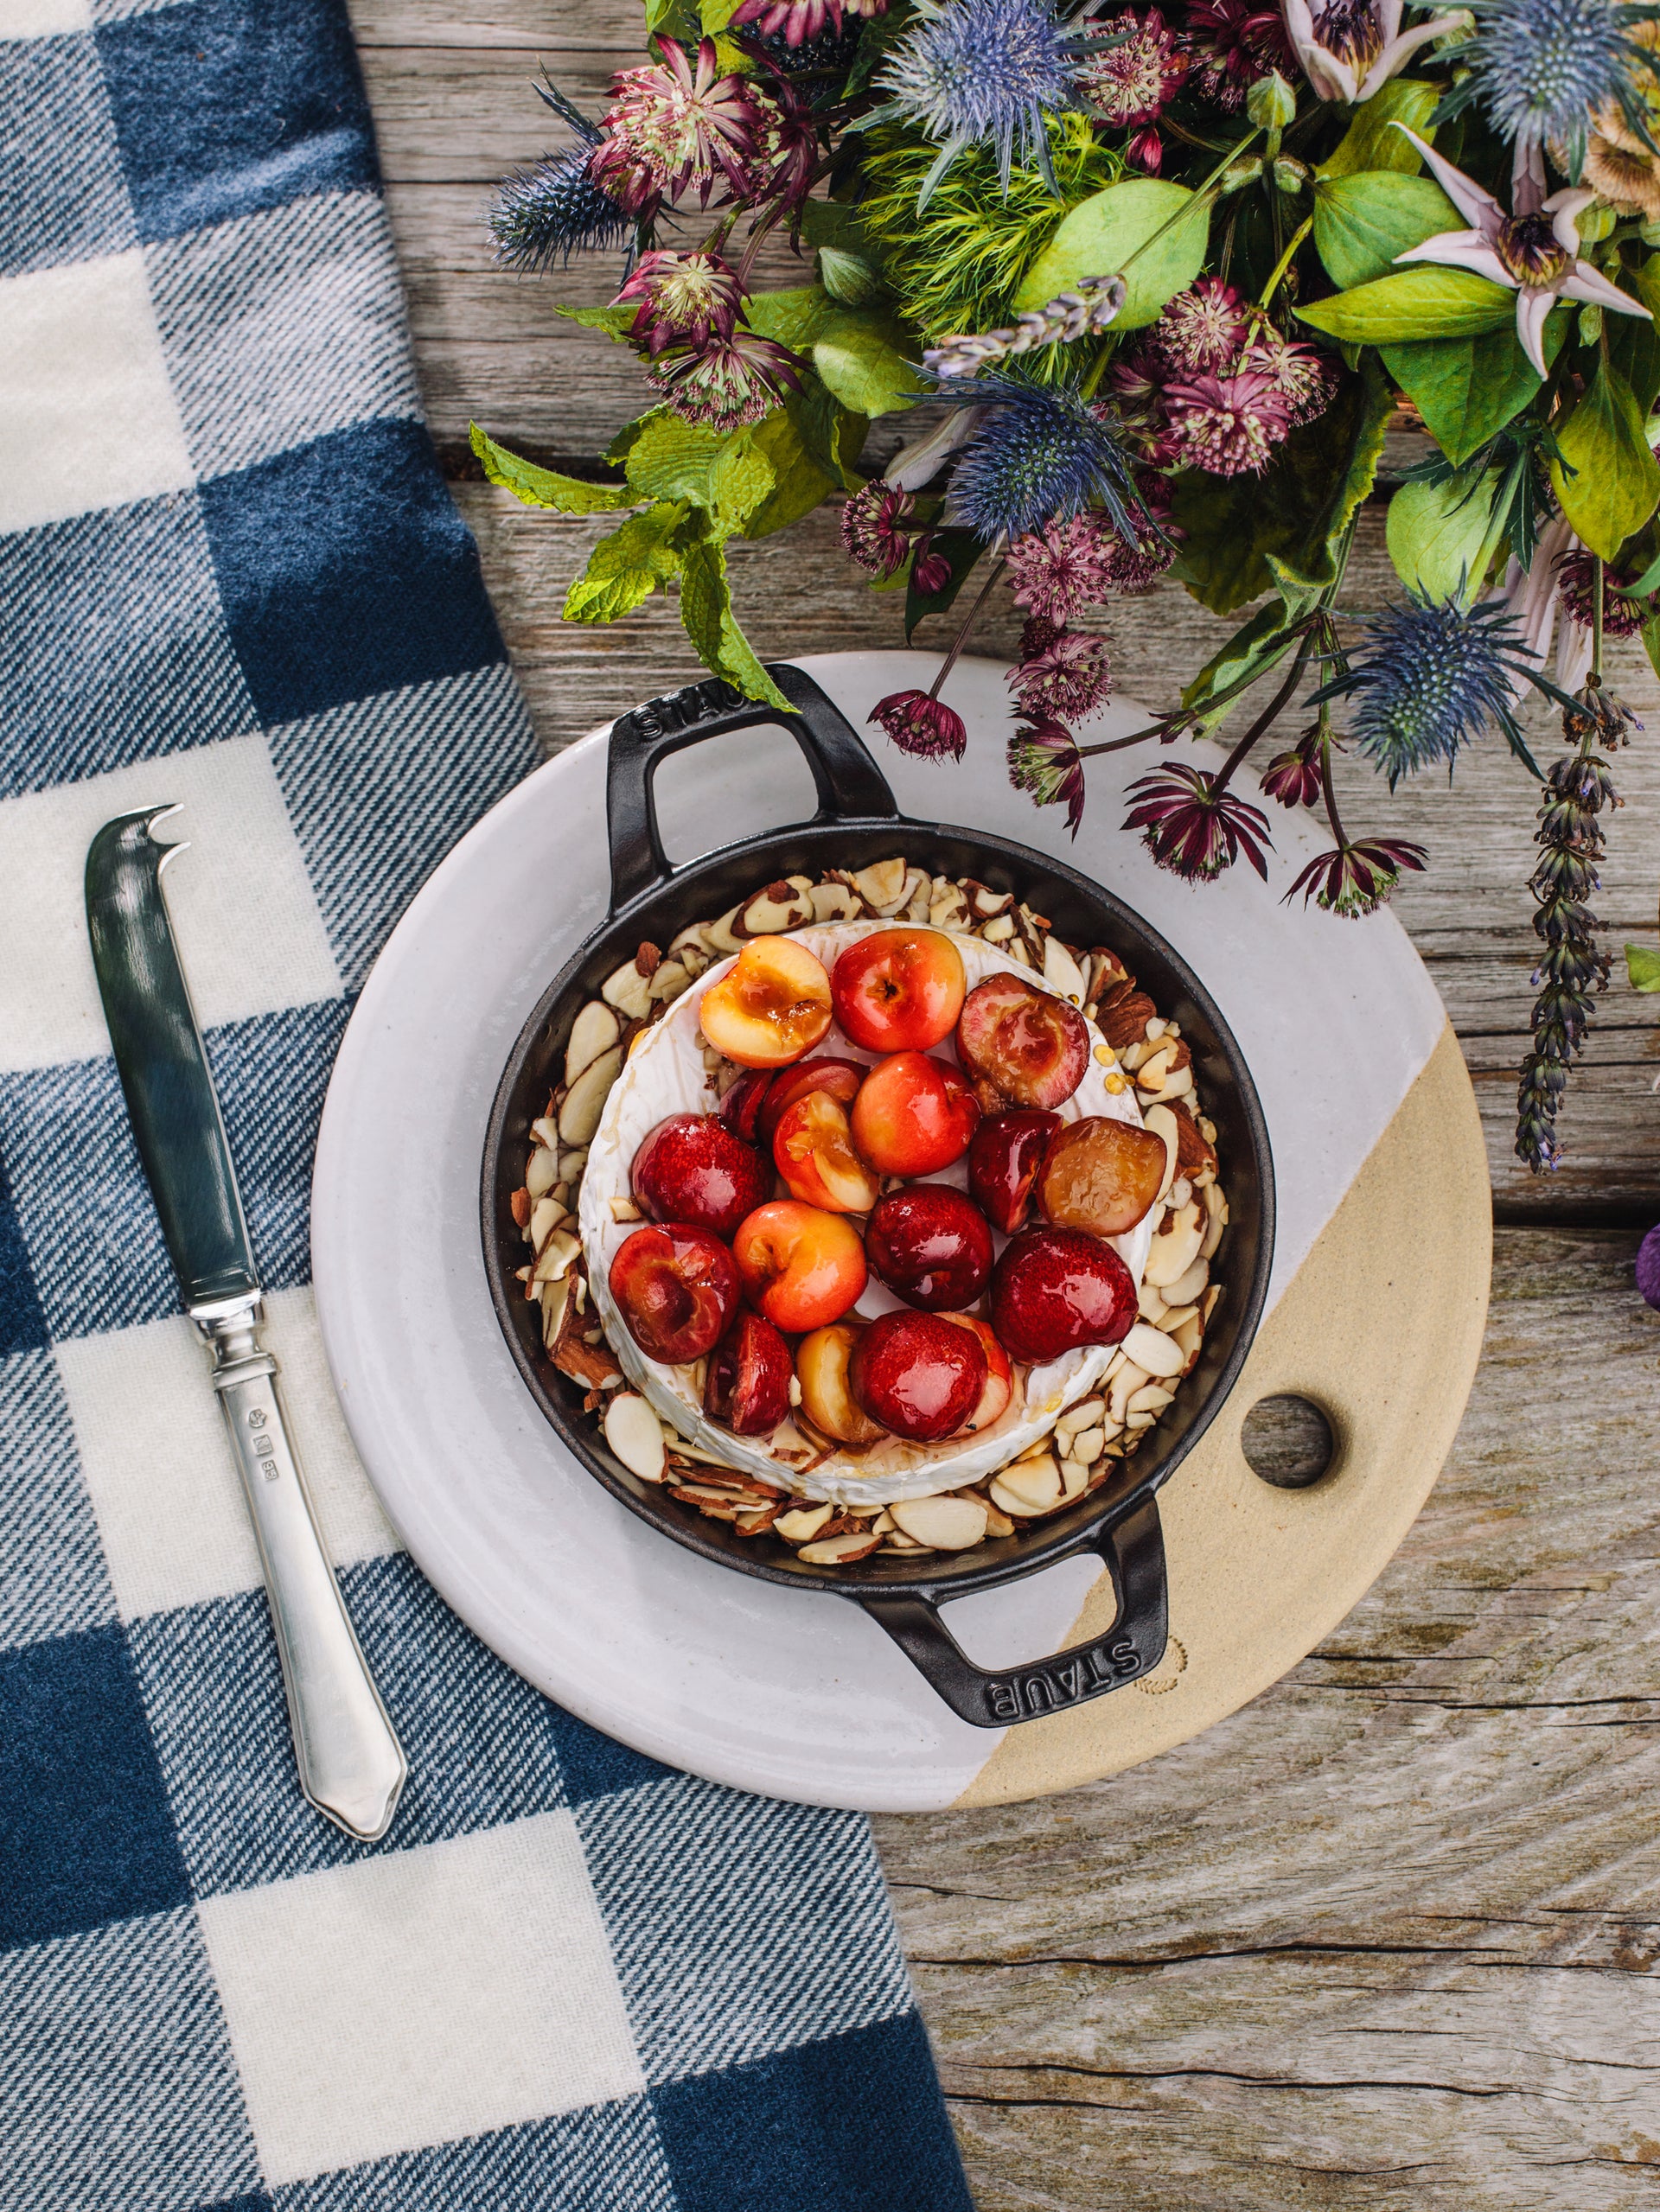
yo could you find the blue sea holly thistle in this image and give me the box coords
[478,0,1660,1170]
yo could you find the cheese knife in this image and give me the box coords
[86,806,407,1843]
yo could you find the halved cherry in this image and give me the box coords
[704,1310,794,1435]
[795,1321,887,1444]
[609,1222,740,1364]
[699,936,833,1068]
[1038,1115,1168,1237]
[757,1055,866,1144]
[967,1108,1062,1233]
[718,1068,774,1144]
[771,1089,881,1213]
[956,972,1089,1110]
[939,1313,1014,1431]
[732,1200,867,1331]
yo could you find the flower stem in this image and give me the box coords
[1592,553,1605,683]
[1319,726,1347,847]
[928,556,1006,699]
[1212,635,1313,794]
[1080,718,1179,757]
[1258,214,1314,309]
[1114,125,1262,284]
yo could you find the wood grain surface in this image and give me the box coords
[353,6,1660,2198]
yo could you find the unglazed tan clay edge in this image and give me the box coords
[952,1019,1491,1808]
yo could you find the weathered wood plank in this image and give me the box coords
[876,1227,1660,2210]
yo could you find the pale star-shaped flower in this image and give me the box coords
[1280,0,1469,104]
[1390,124,1650,376]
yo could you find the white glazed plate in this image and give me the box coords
[310,652,1446,1812]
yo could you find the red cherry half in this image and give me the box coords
[989,1227,1136,1364]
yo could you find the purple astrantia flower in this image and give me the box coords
[1161,367,1293,475]
[1009,629,1113,718]
[1556,549,1650,638]
[1006,512,1115,622]
[1260,725,1326,805]
[648,326,803,428]
[1285,835,1428,917]
[615,250,746,356]
[731,0,846,47]
[1181,0,1297,109]
[840,481,917,577]
[871,689,968,759]
[1152,276,1251,376]
[591,39,761,219]
[1240,324,1338,427]
[1078,10,1189,169]
[1280,0,1470,105]
[1390,124,1650,378]
[747,76,821,211]
[1124,761,1274,879]
[1008,717,1088,834]
[910,537,953,594]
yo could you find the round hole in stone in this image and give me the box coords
[1241,1393,1335,1488]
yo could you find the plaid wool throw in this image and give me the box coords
[0,4,972,2207]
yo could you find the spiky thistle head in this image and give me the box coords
[488,82,633,270]
[1453,0,1660,166]
[870,0,1084,204]
[1314,593,1551,789]
[938,374,1148,542]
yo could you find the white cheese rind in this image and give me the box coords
[580,921,1153,1507]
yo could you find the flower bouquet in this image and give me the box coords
[475,0,1660,1169]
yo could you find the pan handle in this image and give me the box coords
[856,1497,1169,1728]
[606,663,899,914]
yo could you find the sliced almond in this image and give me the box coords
[1146,1200,1206,1287]
[703,903,747,954]
[600,960,654,1023]
[891,1494,990,1551]
[736,1501,782,1535]
[1142,1102,1182,1203]
[532,1115,561,1151]
[565,999,622,1087]
[995,1455,1063,1511]
[776,1502,834,1543]
[1127,1382,1176,1417]
[798,1531,883,1565]
[540,1275,571,1348]
[558,1046,622,1145]
[1174,1314,1204,1371]
[810,880,863,922]
[1121,1320,1185,1379]
[608,1195,642,1223]
[983,1501,1017,1539]
[1069,1426,1106,1464]
[899,866,931,920]
[1043,935,1088,1003]
[1054,1394,1106,1437]
[1202,1284,1221,1325]
[558,1146,588,1181]
[603,1393,665,1482]
[1137,1279,1168,1323]
[1059,1457,1090,1501]
[526,1146,561,1200]
[980,913,1015,943]
[852,857,908,912]
[1200,1181,1229,1260]
[531,1227,582,1284]
[529,1195,568,1251]
[1108,1360,1151,1426]
[1135,1041,1180,1094]
[929,880,970,929]
[963,879,1014,920]
[648,958,693,1004]
[737,879,814,934]
[509,1186,531,1230]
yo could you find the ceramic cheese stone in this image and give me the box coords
[581,919,1155,1508]
[312,650,1491,1814]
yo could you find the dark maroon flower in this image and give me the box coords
[871,689,967,761]
[1123,762,1274,881]
[1285,837,1427,918]
[1079,9,1189,128]
[1127,123,1166,172]
[1162,368,1293,477]
[1019,613,1063,660]
[648,326,803,429]
[747,76,820,211]
[1179,0,1295,109]
[731,0,843,46]
[910,538,953,596]
[1008,631,1112,719]
[1008,718,1087,836]
[1557,549,1650,639]
[615,250,746,357]
[841,481,916,577]
[590,37,761,220]
[1152,276,1250,377]
[1241,326,1339,430]
[1260,725,1325,807]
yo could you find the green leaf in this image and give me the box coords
[1626,943,1660,991]
[1381,314,1566,464]
[564,501,687,623]
[1644,609,1660,681]
[622,411,776,530]
[469,425,635,513]
[1181,601,1299,715]
[904,526,982,641]
[819,245,887,306]
[1298,265,1518,344]
[744,286,833,351]
[552,302,637,341]
[810,306,920,417]
[1171,358,1392,615]
[1607,261,1660,414]
[732,396,842,538]
[1551,359,1660,560]
[1317,79,1441,178]
[1384,465,1510,601]
[1312,172,1457,290]
[644,0,699,35]
[678,523,793,711]
[1012,179,1209,331]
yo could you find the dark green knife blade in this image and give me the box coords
[85,806,259,1312]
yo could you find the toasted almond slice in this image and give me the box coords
[1162,1255,1210,1308]
[1108,1360,1150,1426]
[558,1046,623,1145]
[891,1494,990,1551]
[526,1145,561,1200]
[1202,1284,1221,1324]
[980,914,1015,942]
[929,882,970,929]
[738,880,815,934]
[798,1531,884,1565]
[1121,1320,1185,1379]
[1054,1394,1107,1437]
[1069,1426,1105,1464]
[531,1115,561,1151]
[1137,1280,1168,1324]
[983,1501,1017,1539]
[962,879,1014,919]
[1127,1383,1174,1415]
[565,1000,622,1088]
[776,1502,834,1543]
[600,960,654,1022]
[1042,935,1088,1003]
[810,880,863,922]
[1174,1314,1204,1371]
[1059,1457,1090,1501]
[540,1276,571,1348]
[852,857,908,911]
[871,1508,897,1535]
[529,1195,568,1251]
[608,1195,642,1223]
[531,1227,583,1284]
[648,958,693,1004]
[996,1454,1063,1510]
[899,866,931,920]
[703,903,747,954]
[1146,1199,1206,1288]
[1142,1102,1182,1204]
[604,1393,666,1482]
[1200,1181,1229,1260]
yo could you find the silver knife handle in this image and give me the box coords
[202,1303,407,1843]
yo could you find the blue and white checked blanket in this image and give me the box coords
[0,4,972,2206]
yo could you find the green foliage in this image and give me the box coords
[744,287,920,418]
[1311,172,1457,291]
[818,246,886,306]
[1626,944,1660,991]
[565,503,688,623]
[679,523,792,711]
[552,303,637,341]
[469,425,635,513]
[1317,79,1441,177]
[1384,464,1510,601]
[1180,601,1300,720]
[1297,265,1518,344]
[1171,360,1392,615]
[735,393,848,538]
[904,526,983,641]
[1014,179,1210,331]
[1551,359,1660,560]
[855,115,1119,346]
[622,411,774,523]
[1382,316,1566,463]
